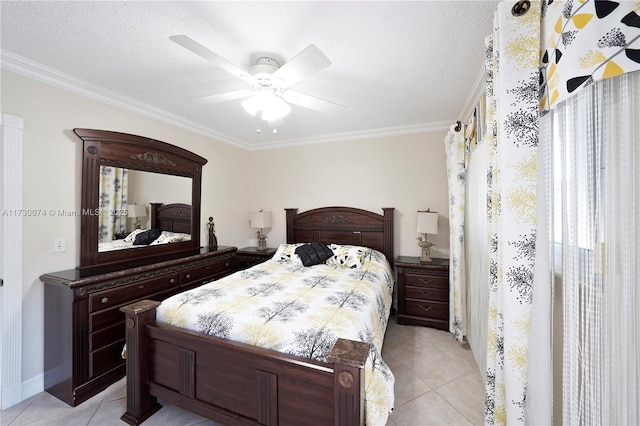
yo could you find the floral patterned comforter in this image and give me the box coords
[157,244,395,425]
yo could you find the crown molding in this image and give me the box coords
[2,49,456,151]
[0,50,248,149]
[248,121,453,150]
[458,65,486,123]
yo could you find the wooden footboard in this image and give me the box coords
[120,300,369,426]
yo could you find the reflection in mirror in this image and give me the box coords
[98,166,192,252]
[75,128,207,270]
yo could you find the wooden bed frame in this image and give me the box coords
[149,202,192,234]
[120,206,394,426]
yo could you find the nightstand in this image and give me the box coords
[395,256,449,330]
[236,246,277,270]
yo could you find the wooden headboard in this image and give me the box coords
[150,203,191,234]
[285,206,394,265]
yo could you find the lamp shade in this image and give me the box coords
[417,210,438,234]
[251,211,272,229]
[127,204,146,218]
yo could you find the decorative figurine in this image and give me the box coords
[207,217,218,250]
[417,236,434,262]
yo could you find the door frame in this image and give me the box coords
[1,113,24,409]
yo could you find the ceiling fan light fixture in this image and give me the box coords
[241,88,291,122]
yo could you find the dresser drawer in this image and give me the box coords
[404,273,448,290]
[405,299,448,321]
[180,257,234,286]
[89,287,183,335]
[90,321,125,352]
[405,286,448,302]
[89,273,179,312]
[90,339,125,378]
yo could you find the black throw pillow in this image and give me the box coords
[295,242,334,267]
[132,229,163,245]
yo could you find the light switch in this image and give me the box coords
[53,237,66,253]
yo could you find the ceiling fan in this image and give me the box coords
[170,35,346,125]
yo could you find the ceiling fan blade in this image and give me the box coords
[282,91,346,114]
[191,90,254,104]
[273,44,331,88]
[170,35,256,86]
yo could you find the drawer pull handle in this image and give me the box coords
[419,278,433,285]
[225,262,229,267]
[185,274,191,279]
[419,305,433,312]
[170,278,176,284]
[101,297,109,304]
[138,285,144,289]
[419,290,434,297]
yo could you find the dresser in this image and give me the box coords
[395,256,450,330]
[236,246,277,270]
[40,246,237,407]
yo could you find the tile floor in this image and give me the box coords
[0,316,484,426]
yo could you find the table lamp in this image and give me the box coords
[127,204,146,230]
[251,210,272,251]
[416,210,438,262]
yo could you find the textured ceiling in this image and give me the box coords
[0,1,498,149]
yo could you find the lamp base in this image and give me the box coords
[420,249,433,263]
[417,234,434,263]
[256,231,268,251]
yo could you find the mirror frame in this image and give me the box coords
[74,128,207,271]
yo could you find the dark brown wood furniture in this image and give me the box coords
[150,203,191,233]
[236,246,277,270]
[41,246,237,407]
[41,128,228,407]
[395,256,450,330]
[74,128,207,273]
[120,206,394,426]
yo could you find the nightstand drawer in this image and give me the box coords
[236,247,277,271]
[405,286,448,302]
[404,274,448,290]
[395,256,450,329]
[405,299,448,320]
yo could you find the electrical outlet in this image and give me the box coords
[53,237,66,253]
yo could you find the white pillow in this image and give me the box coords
[326,244,367,269]
[273,243,304,263]
[123,228,146,243]
[149,231,187,245]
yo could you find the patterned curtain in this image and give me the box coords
[484,3,541,424]
[98,166,128,242]
[539,0,640,112]
[444,123,468,341]
[480,1,640,424]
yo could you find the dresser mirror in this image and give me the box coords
[97,167,191,251]
[75,128,207,270]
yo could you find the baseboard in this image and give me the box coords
[2,374,44,409]
[1,382,22,410]
[0,374,44,410]
[22,373,44,401]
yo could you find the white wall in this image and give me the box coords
[1,69,451,400]
[1,70,250,387]
[247,133,450,259]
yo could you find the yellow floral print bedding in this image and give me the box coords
[157,245,395,425]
